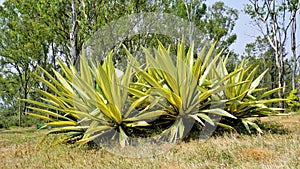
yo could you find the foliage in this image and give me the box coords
[0,115,19,129]
[0,108,40,128]
[244,36,278,94]
[22,50,174,146]
[127,41,237,142]
[212,58,285,133]
[287,89,300,112]
[1,0,292,144]
[0,0,45,117]
[172,0,238,54]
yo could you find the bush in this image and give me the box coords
[0,115,19,129]
[286,89,300,112]
[210,58,283,134]
[21,115,41,127]
[0,108,42,128]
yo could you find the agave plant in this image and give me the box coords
[23,68,85,145]
[24,51,167,147]
[212,58,285,133]
[125,41,238,142]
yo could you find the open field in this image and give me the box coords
[0,115,299,169]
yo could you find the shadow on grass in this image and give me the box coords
[0,128,36,134]
[184,118,291,142]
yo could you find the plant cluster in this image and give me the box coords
[287,89,300,112]
[0,108,41,129]
[23,41,283,147]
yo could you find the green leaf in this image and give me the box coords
[200,108,236,119]
[189,114,205,126]
[27,106,74,121]
[258,87,283,99]
[25,112,54,121]
[197,113,215,125]
[249,69,268,94]
[46,121,78,126]
[124,110,169,121]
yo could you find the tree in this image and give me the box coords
[204,1,238,53]
[288,0,300,90]
[0,73,19,110]
[0,0,49,123]
[172,0,238,53]
[245,0,300,109]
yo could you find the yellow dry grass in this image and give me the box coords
[0,115,299,169]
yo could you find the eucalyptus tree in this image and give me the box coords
[245,0,300,109]
[289,0,300,91]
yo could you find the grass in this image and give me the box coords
[0,115,299,169]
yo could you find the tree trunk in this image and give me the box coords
[70,0,79,69]
[292,68,296,90]
[23,78,29,114]
[291,12,297,90]
[277,65,284,109]
[18,88,22,127]
[274,45,285,110]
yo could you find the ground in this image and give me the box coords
[0,115,299,169]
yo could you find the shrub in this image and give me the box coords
[0,115,19,129]
[286,89,300,112]
[210,58,284,133]
[24,51,168,147]
[128,41,237,142]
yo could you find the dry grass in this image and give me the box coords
[260,114,300,134]
[0,115,299,169]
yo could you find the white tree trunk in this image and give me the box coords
[291,5,298,90]
[70,0,78,68]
